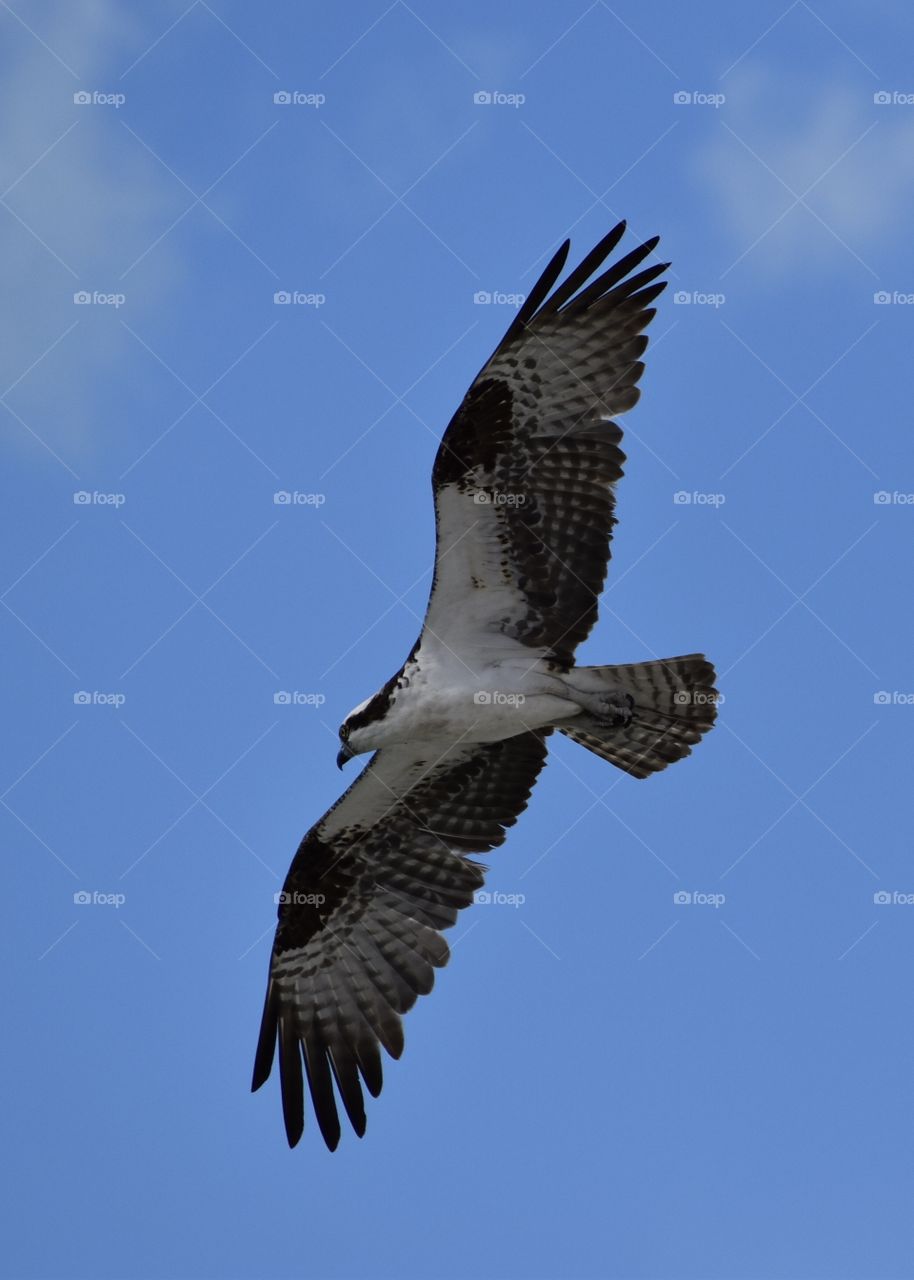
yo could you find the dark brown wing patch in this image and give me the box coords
[432,378,514,489]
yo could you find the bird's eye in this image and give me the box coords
[340,725,349,741]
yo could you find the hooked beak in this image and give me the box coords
[336,742,355,770]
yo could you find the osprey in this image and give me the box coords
[252,223,718,1149]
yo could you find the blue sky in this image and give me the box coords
[2,3,913,1278]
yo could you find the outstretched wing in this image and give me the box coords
[423,223,666,670]
[252,731,549,1149]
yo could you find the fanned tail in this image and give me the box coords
[559,654,718,779]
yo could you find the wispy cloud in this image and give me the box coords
[0,0,186,459]
[697,68,914,277]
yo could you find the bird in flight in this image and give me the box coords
[252,223,718,1149]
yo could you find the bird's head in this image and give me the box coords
[335,695,379,769]
[335,719,358,770]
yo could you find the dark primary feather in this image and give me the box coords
[535,221,628,315]
[253,731,550,1149]
[426,222,668,669]
[500,238,571,345]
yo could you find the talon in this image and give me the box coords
[593,692,634,728]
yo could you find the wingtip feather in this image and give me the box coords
[251,979,278,1092]
[278,1021,305,1148]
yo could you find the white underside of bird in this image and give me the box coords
[345,646,631,751]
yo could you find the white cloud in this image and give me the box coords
[0,0,187,463]
[697,68,914,276]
